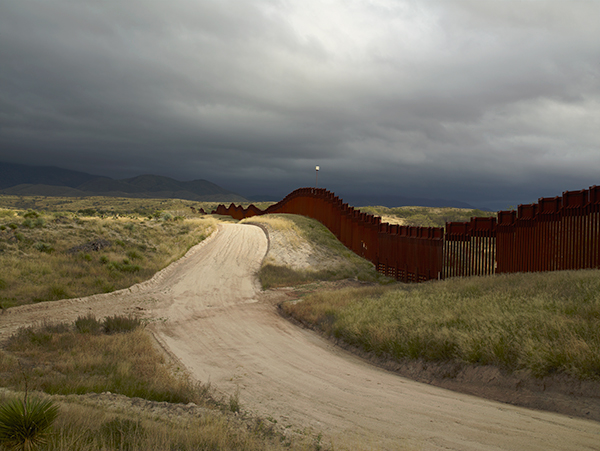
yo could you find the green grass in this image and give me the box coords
[0,205,217,308]
[283,269,600,381]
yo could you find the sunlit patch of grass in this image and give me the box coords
[0,208,218,307]
[243,214,389,289]
[283,269,600,381]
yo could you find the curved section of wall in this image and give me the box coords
[212,188,443,282]
[213,184,600,282]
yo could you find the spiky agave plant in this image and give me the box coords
[0,396,59,451]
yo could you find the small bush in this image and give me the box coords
[23,210,40,219]
[0,396,59,451]
[126,250,142,260]
[33,243,54,254]
[47,285,69,301]
[0,278,6,290]
[106,261,141,273]
[77,208,97,217]
[8,223,18,230]
[102,315,142,334]
[75,314,102,335]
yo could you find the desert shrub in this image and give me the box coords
[99,255,109,264]
[8,223,18,230]
[77,208,97,217]
[47,285,69,301]
[21,218,34,229]
[107,260,141,273]
[0,278,6,290]
[0,396,59,450]
[22,210,40,219]
[102,315,142,334]
[259,264,310,289]
[75,314,102,335]
[126,250,143,260]
[33,243,54,254]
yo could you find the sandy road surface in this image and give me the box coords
[2,223,598,450]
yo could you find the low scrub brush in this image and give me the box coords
[102,315,142,334]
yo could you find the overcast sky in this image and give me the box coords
[1,0,599,209]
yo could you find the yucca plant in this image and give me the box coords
[0,396,59,451]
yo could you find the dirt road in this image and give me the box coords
[1,223,598,450]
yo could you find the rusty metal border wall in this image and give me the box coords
[213,185,600,282]
[213,188,443,282]
[494,186,600,274]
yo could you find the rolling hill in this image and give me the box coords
[0,162,248,202]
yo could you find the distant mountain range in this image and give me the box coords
[0,162,248,202]
[0,162,484,209]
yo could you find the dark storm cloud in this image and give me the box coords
[1,0,599,209]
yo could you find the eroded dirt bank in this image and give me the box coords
[1,223,599,450]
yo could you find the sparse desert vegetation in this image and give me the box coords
[0,317,316,451]
[0,204,217,308]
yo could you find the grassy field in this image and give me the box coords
[358,205,495,228]
[0,205,217,309]
[282,269,600,381]
[0,194,274,217]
